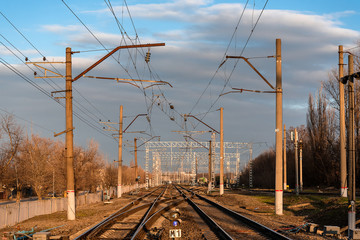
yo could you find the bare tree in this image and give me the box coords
[19,135,55,199]
[74,139,104,193]
[307,89,338,186]
[0,114,23,200]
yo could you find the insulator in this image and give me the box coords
[145,52,151,63]
[34,72,37,76]
[25,57,28,61]
[43,57,46,61]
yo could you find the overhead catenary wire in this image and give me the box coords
[63,0,184,131]
[190,0,269,130]
[0,38,113,135]
[0,58,115,141]
[189,0,250,115]
[0,12,113,132]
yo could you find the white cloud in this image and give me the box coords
[2,1,360,162]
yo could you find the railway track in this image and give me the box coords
[74,185,184,240]
[73,185,293,240]
[176,185,291,240]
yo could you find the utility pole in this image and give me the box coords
[134,137,138,180]
[118,105,123,198]
[275,38,283,215]
[220,107,224,195]
[134,137,138,191]
[65,47,75,220]
[339,45,347,198]
[299,139,303,192]
[294,129,299,195]
[208,140,212,193]
[348,54,356,234]
[283,124,287,190]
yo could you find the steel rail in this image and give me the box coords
[181,186,292,240]
[130,185,168,239]
[175,185,234,240]
[73,186,164,240]
[87,197,178,239]
[130,197,185,239]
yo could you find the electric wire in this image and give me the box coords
[64,0,184,133]
[0,12,113,133]
[191,0,269,130]
[0,57,115,140]
[189,0,250,115]
[0,38,113,137]
[0,106,54,134]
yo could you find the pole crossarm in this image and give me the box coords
[226,55,275,90]
[54,127,74,137]
[183,114,220,134]
[99,121,118,132]
[123,114,147,133]
[73,43,165,81]
[184,136,209,150]
[83,75,173,88]
[25,62,65,78]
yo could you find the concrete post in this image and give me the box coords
[117,105,123,197]
[220,107,224,195]
[283,124,287,190]
[275,38,283,215]
[65,47,75,220]
[348,54,356,235]
[339,45,347,198]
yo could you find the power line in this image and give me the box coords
[0,11,114,136]
[190,0,269,130]
[64,0,184,132]
[189,0,250,114]
[0,107,54,133]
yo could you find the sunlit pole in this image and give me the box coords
[220,107,224,195]
[339,45,347,198]
[348,54,356,235]
[283,124,287,190]
[65,47,75,220]
[275,38,283,215]
[117,105,123,198]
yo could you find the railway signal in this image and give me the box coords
[169,209,182,238]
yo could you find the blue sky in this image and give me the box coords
[0,0,360,173]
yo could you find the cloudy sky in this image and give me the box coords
[0,0,359,172]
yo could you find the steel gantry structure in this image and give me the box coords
[144,141,252,188]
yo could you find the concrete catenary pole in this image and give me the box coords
[65,47,75,220]
[348,54,356,234]
[134,137,138,191]
[275,38,283,215]
[339,45,347,198]
[299,139,303,192]
[295,129,299,195]
[220,107,224,195]
[117,105,123,198]
[283,124,287,190]
[208,140,212,193]
[134,138,138,180]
